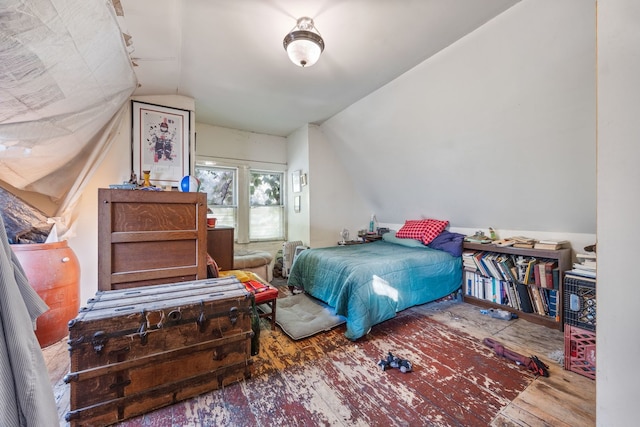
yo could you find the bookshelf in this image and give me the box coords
[462,242,572,330]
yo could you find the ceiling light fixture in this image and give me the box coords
[283,17,325,67]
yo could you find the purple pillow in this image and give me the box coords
[427,230,465,257]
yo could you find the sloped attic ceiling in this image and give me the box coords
[0,0,520,204]
[0,0,136,202]
[122,0,520,136]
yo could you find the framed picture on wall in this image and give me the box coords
[132,101,190,186]
[292,170,302,193]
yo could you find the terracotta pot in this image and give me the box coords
[11,240,80,348]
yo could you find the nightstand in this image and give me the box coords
[207,226,234,270]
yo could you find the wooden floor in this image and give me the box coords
[44,287,595,426]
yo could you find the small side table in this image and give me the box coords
[338,235,382,245]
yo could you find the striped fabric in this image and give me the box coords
[0,216,58,426]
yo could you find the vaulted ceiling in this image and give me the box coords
[121,0,520,137]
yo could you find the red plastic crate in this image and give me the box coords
[564,324,596,380]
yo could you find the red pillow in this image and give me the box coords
[396,219,449,245]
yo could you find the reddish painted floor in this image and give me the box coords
[114,308,533,427]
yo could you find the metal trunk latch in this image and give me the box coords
[92,331,107,354]
[229,306,239,326]
[197,301,207,333]
[138,310,148,345]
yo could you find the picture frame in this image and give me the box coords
[294,195,301,213]
[132,101,190,187]
[292,169,301,193]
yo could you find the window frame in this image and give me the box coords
[249,168,285,241]
[195,163,238,232]
[195,157,287,243]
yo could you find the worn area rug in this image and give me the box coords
[259,293,346,340]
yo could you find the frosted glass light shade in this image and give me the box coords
[283,18,324,67]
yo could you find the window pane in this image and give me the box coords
[196,166,237,230]
[250,171,281,206]
[208,206,237,230]
[196,167,235,206]
[250,206,284,240]
[249,171,284,240]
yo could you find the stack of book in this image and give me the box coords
[462,250,478,271]
[534,240,570,250]
[511,236,537,248]
[489,236,537,248]
[567,252,596,279]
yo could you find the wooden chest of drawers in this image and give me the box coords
[98,189,208,291]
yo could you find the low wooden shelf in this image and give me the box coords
[462,241,572,330]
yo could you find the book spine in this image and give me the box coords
[516,283,534,313]
[547,289,558,320]
[544,262,556,289]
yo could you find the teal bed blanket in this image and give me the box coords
[287,240,462,340]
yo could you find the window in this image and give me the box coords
[250,170,284,240]
[196,165,237,230]
[196,164,284,242]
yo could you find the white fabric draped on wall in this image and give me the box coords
[0,0,136,230]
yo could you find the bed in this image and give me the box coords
[287,230,463,340]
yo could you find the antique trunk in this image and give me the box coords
[65,277,254,426]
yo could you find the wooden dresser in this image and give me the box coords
[206,226,234,270]
[97,188,208,291]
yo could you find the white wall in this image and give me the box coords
[320,0,596,240]
[195,123,286,166]
[596,1,640,425]
[284,124,371,249]
[308,125,371,248]
[286,125,311,245]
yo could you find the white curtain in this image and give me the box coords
[0,215,58,426]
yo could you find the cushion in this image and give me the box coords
[382,231,425,248]
[219,270,259,282]
[396,219,449,245]
[427,230,465,257]
[233,250,273,269]
[243,280,279,304]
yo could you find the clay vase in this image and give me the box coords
[10,240,80,348]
